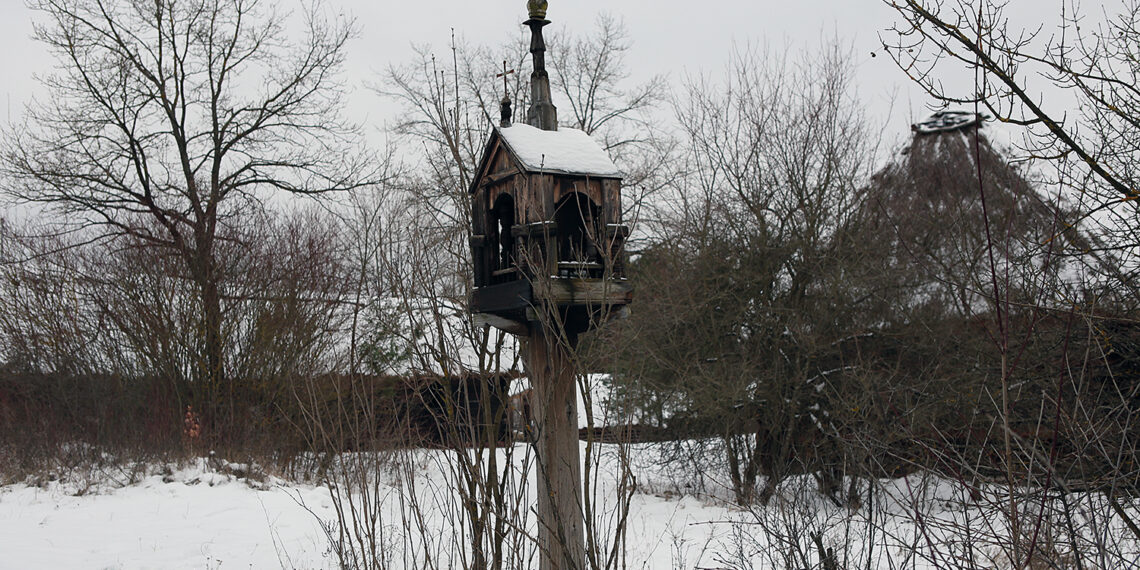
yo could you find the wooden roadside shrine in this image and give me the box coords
[468,2,632,568]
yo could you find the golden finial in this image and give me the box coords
[527,0,548,19]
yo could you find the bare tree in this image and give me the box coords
[605,41,880,506]
[1,0,376,425]
[0,221,113,377]
[879,3,1140,565]
[546,14,675,246]
[547,14,664,140]
[881,0,1140,258]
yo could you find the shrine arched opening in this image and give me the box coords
[490,193,517,282]
[554,192,602,277]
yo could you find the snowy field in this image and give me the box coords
[2,443,1137,569]
[0,446,735,569]
[1,460,332,569]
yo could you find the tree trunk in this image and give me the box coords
[188,240,226,431]
[201,274,227,426]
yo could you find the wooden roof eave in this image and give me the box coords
[469,130,504,195]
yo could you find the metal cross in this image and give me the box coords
[496,60,516,99]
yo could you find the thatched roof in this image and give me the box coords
[861,111,1080,316]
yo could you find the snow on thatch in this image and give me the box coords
[910,110,986,135]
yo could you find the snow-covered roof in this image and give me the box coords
[496,123,621,178]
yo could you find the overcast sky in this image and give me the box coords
[0,1,1077,150]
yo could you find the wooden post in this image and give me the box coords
[525,324,585,570]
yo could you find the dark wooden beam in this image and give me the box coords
[470,279,534,314]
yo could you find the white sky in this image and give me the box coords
[0,1,1095,152]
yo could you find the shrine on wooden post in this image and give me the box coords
[467,2,632,569]
[468,12,631,336]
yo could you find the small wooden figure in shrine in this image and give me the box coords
[468,3,631,569]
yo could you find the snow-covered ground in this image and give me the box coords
[0,459,331,569]
[0,447,737,569]
[2,445,1137,569]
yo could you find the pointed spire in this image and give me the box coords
[524,1,557,131]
